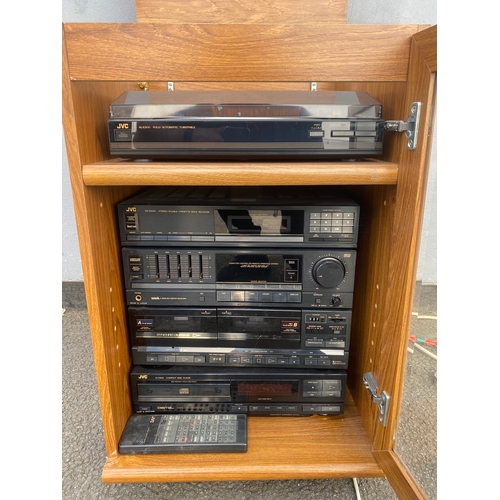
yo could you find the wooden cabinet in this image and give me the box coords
[62,19,436,500]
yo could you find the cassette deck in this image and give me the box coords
[129,306,351,368]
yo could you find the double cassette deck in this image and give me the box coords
[118,186,359,417]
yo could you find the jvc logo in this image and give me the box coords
[117,123,129,129]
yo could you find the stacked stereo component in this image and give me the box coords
[118,186,359,417]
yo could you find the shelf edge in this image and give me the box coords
[83,160,398,186]
[102,456,384,484]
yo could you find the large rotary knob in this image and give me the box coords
[312,257,346,288]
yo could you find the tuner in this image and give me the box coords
[312,257,346,288]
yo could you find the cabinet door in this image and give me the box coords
[370,25,437,500]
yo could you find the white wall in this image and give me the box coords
[62,0,437,284]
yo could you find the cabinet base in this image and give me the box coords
[102,391,383,483]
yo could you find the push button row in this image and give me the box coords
[305,338,346,348]
[302,405,342,413]
[144,353,342,367]
[303,379,342,398]
[227,355,300,366]
[127,234,215,242]
[310,212,355,220]
[308,234,353,242]
[249,405,299,413]
[217,290,301,303]
[146,354,207,363]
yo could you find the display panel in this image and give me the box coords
[236,382,295,398]
[215,253,301,283]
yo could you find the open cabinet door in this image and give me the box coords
[369,25,437,500]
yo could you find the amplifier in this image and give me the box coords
[123,247,356,309]
[131,365,347,416]
[117,186,360,248]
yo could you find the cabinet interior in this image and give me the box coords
[63,21,436,485]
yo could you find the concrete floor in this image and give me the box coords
[62,282,436,499]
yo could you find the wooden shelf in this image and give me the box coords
[102,391,382,483]
[82,158,398,186]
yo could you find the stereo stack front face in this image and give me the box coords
[117,186,360,416]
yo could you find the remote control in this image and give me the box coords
[119,413,248,454]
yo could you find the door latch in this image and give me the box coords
[363,372,390,427]
[384,102,422,150]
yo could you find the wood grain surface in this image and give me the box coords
[63,23,420,82]
[371,27,437,457]
[135,0,348,24]
[102,392,383,483]
[82,159,398,186]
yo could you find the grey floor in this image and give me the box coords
[62,282,436,500]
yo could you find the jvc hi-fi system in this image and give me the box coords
[118,186,359,419]
[131,366,347,417]
[108,90,384,160]
[118,185,359,247]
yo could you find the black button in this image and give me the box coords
[114,129,132,141]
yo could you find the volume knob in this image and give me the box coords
[312,257,345,288]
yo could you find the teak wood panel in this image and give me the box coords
[373,450,428,500]
[369,27,436,500]
[372,27,437,454]
[64,37,137,455]
[82,159,398,186]
[63,23,421,82]
[340,184,397,441]
[135,0,348,24]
